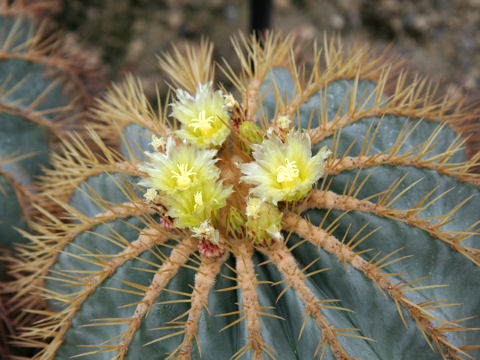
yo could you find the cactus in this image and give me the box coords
[0,1,97,356]
[0,0,93,253]
[9,33,480,359]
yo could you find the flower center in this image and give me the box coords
[189,110,215,136]
[276,159,300,186]
[171,163,196,189]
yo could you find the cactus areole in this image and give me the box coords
[11,34,480,359]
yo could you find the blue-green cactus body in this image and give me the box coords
[0,11,77,248]
[11,36,480,360]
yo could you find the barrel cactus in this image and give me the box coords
[10,33,480,359]
[0,1,96,356]
[0,0,93,254]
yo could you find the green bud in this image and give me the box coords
[239,121,263,146]
[246,198,283,245]
[226,206,246,237]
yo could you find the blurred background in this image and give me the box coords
[53,0,480,101]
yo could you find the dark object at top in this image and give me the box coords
[250,0,271,36]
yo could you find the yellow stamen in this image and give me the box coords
[194,192,203,211]
[171,163,196,189]
[276,159,300,185]
[189,110,215,136]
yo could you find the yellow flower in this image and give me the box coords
[245,198,283,244]
[171,82,230,148]
[139,137,220,193]
[140,136,233,229]
[163,181,232,228]
[239,130,331,204]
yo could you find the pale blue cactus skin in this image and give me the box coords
[0,11,78,251]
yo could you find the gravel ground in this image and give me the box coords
[55,0,480,102]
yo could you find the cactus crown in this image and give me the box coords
[8,33,480,360]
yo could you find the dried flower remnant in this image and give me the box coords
[223,93,237,108]
[277,115,291,131]
[143,188,159,203]
[150,135,166,151]
[192,219,224,257]
[192,219,220,244]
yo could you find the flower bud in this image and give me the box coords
[239,121,263,151]
[226,206,246,238]
[245,198,283,246]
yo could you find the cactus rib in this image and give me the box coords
[6,33,480,359]
[283,214,470,360]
